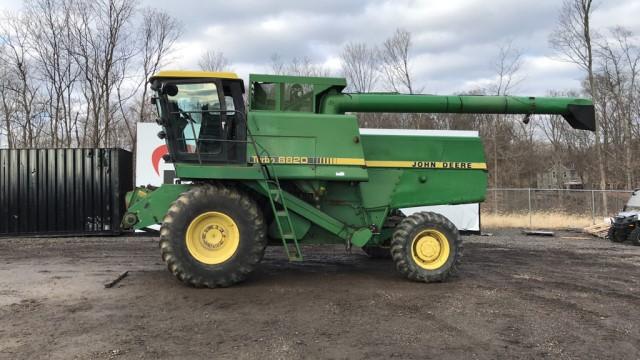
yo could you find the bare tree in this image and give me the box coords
[198,50,230,72]
[597,27,639,189]
[269,53,285,75]
[68,0,136,147]
[486,41,524,189]
[288,56,330,77]
[0,59,17,148]
[489,41,524,96]
[268,53,330,77]
[0,12,41,147]
[340,42,379,92]
[550,0,607,199]
[380,28,415,94]
[135,8,180,123]
[24,0,81,147]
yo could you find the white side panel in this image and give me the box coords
[401,204,480,232]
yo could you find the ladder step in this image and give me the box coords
[260,178,302,261]
[284,244,303,261]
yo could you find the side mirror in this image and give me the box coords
[150,97,157,105]
[161,83,178,96]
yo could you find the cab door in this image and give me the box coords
[161,78,246,164]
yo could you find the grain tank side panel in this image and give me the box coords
[359,134,488,209]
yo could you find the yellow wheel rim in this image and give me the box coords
[410,229,450,270]
[185,211,240,265]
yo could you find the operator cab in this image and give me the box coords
[150,71,247,164]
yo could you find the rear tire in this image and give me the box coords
[627,227,640,246]
[159,184,267,288]
[391,212,462,283]
[608,227,626,243]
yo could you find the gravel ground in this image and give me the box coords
[0,229,639,359]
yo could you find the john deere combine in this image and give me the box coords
[122,70,595,287]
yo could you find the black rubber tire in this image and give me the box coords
[627,227,640,246]
[391,211,462,283]
[362,246,391,259]
[159,184,267,288]
[608,227,626,243]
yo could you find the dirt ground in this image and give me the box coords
[0,230,639,360]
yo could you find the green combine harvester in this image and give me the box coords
[122,70,595,287]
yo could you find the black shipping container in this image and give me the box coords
[0,148,133,236]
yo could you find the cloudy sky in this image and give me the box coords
[2,0,639,95]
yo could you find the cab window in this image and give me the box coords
[282,83,313,112]
[251,82,277,110]
[165,82,223,154]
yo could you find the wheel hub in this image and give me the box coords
[411,229,451,270]
[415,236,441,262]
[185,211,240,265]
[201,224,226,250]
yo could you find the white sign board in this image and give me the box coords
[136,123,175,187]
[136,124,481,232]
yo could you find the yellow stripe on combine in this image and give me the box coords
[365,160,487,170]
[334,158,366,166]
[249,156,486,170]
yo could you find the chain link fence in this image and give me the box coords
[483,188,634,229]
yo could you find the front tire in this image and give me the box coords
[159,184,267,288]
[608,227,626,243]
[391,212,461,282]
[628,227,640,246]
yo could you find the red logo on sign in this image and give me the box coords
[151,144,168,176]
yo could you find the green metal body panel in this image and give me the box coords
[359,134,488,209]
[246,112,368,181]
[126,184,190,229]
[125,72,595,253]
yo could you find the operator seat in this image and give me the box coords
[167,101,189,153]
[198,104,223,154]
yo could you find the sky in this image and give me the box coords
[1,0,639,95]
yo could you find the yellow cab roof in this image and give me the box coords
[149,70,239,81]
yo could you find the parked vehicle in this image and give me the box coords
[608,189,640,245]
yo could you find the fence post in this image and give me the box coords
[591,190,596,225]
[528,188,532,229]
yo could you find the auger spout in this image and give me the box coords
[319,93,595,131]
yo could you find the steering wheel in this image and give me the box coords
[176,106,196,123]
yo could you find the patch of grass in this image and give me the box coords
[481,211,596,229]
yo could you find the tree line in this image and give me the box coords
[0,0,638,191]
[0,0,180,150]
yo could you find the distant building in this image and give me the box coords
[537,163,583,189]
